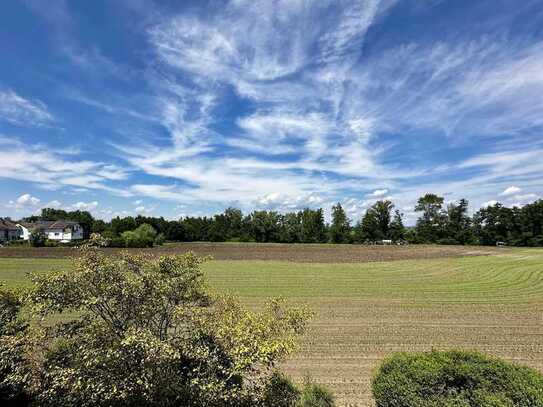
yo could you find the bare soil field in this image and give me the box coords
[0,242,502,262]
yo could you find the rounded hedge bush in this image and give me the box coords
[372,350,543,407]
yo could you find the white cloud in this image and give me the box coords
[16,193,41,206]
[44,200,62,209]
[134,205,154,214]
[0,90,54,127]
[6,194,42,212]
[131,184,187,201]
[370,189,389,197]
[500,186,521,196]
[254,192,324,211]
[508,193,538,207]
[311,33,543,153]
[69,201,99,211]
[0,137,131,196]
[512,193,537,201]
[482,200,498,208]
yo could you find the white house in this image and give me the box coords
[17,220,84,242]
[0,219,20,243]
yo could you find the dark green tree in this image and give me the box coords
[111,216,137,236]
[165,221,185,241]
[300,209,327,243]
[181,216,213,241]
[278,212,301,243]
[473,203,519,246]
[223,207,243,239]
[249,211,281,243]
[208,213,230,242]
[355,201,394,242]
[389,210,405,242]
[445,199,474,244]
[414,194,446,243]
[329,203,351,243]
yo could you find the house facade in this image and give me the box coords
[17,220,84,242]
[0,219,20,242]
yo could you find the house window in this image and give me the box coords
[55,232,60,236]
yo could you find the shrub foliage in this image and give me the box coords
[372,350,543,407]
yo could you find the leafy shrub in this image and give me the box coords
[5,249,312,406]
[6,240,27,247]
[86,233,110,248]
[0,335,31,406]
[122,223,157,248]
[528,236,543,247]
[0,287,26,336]
[298,381,335,407]
[0,286,31,405]
[262,371,300,407]
[107,236,126,248]
[154,233,166,246]
[372,350,543,407]
[28,232,46,247]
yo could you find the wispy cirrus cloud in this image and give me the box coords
[0,137,131,196]
[341,37,543,139]
[0,90,55,127]
[117,0,398,207]
[500,186,521,196]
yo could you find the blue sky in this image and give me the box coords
[1,0,543,224]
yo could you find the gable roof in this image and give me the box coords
[0,219,19,231]
[49,220,79,229]
[18,220,80,231]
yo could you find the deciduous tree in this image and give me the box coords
[3,250,313,406]
[329,203,351,243]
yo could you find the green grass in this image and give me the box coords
[203,250,543,305]
[0,258,70,289]
[2,250,543,304]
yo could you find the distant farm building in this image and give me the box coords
[0,219,20,242]
[17,220,83,243]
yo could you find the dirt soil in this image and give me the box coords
[0,242,502,263]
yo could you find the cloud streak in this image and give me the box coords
[0,90,55,127]
[0,137,131,196]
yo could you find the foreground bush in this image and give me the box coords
[261,373,336,407]
[0,286,30,405]
[372,350,543,407]
[262,371,301,407]
[298,381,335,407]
[0,249,315,406]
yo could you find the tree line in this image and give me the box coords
[22,194,543,246]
